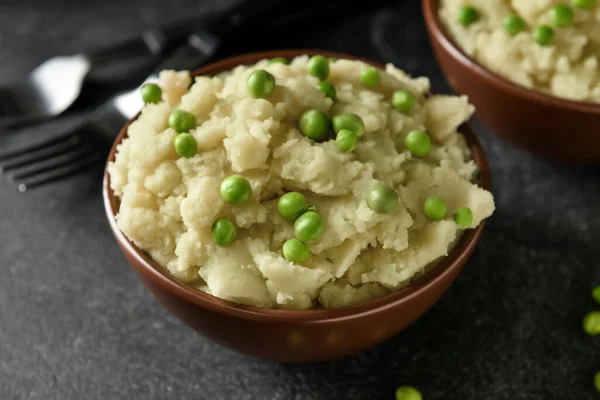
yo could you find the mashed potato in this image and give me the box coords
[440,0,600,103]
[108,56,495,310]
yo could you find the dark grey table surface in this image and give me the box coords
[1,1,599,399]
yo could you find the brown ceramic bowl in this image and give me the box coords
[423,0,600,163]
[103,49,491,362]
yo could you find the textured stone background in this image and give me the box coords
[1,1,599,399]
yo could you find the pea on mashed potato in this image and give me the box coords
[440,0,600,103]
[108,55,495,310]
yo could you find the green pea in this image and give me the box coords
[220,175,252,205]
[392,90,416,113]
[534,25,554,46]
[173,132,197,158]
[583,311,600,336]
[247,69,276,98]
[595,372,600,393]
[424,196,447,220]
[593,286,600,303]
[332,112,365,136]
[395,386,422,400]
[572,0,596,8]
[283,238,310,263]
[454,207,473,229]
[141,83,162,104]
[308,55,329,80]
[277,192,308,221]
[294,211,324,243]
[503,14,526,35]
[211,217,237,246]
[336,129,359,153]
[316,81,336,101]
[458,6,479,26]
[269,57,289,65]
[404,130,432,157]
[472,167,480,177]
[168,109,196,133]
[360,66,380,87]
[551,5,574,26]
[299,109,330,141]
[366,184,399,215]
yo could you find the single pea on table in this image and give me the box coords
[583,311,600,336]
[592,285,600,303]
[395,386,422,400]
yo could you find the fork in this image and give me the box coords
[0,30,221,192]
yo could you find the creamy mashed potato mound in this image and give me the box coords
[440,0,600,103]
[108,56,495,310]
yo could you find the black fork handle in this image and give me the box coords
[84,0,282,66]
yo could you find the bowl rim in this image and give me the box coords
[422,0,600,114]
[103,49,490,322]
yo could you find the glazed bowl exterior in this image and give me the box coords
[423,0,600,163]
[103,49,491,362]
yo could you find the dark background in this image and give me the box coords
[1,1,599,399]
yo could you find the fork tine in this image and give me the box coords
[16,153,102,192]
[0,135,82,173]
[8,144,93,181]
[0,133,77,162]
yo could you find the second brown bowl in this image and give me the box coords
[103,49,491,362]
[423,0,600,163]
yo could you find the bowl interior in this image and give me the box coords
[424,0,600,114]
[103,49,491,321]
